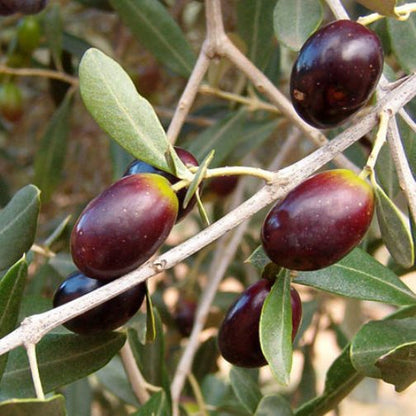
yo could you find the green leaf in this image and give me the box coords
[0,185,40,271]
[245,245,273,272]
[192,336,219,382]
[43,3,63,70]
[95,355,140,406]
[34,93,72,202]
[255,394,293,416]
[0,332,126,399]
[127,309,168,388]
[399,114,416,180]
[294,248,416,305]
[237,0,276,68]
[375,143,400,197]
[0,259,27,380]
[358,0,398,16]
[64,378,92,416]
[295,346,363,416]
[0,394,66,416]
[79,48,188,178]
[351,318,416,380]
[259,272,293,386]
[183,150,214,209]
[372,177,414,268]
[376,343,416,392]
[273,0,323,51]
[145,286,156,343]
[230,367,262,414]
[109,0,195,77]
[388,13,416,73]
[131,391,169,416]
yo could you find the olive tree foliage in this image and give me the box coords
[0,0,416,415]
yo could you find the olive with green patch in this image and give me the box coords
[71,173,178,280]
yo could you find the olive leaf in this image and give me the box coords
[273,0,323,51]
[260,271,293,386]
[0,394,66,416]
[357,0,398,17]
[79,48,188,178]
[0,185,40,271]
[371,174,414,268]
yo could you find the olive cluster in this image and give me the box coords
[53,148,199,334]
[218,20,380,368]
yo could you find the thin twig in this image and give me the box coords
[120,340,150,404]
[325,0,350,20]
[0,65,78,85]
[26,343,45,400]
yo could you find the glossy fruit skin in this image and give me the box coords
[124,147,199,222]
[71,173,178,280]
[53,271,146,335]
[290,20,383,129]
[218,279,302,368]
[0,83,23,122]
[261,169,374,271]
[0,0,48,15]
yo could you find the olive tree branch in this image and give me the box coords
[0,72,415,359]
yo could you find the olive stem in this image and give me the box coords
[358,3,416,26]
[360,109,391,179]
[26,343,45,400]
[0,64,78,85]
[199,84,280,114]
[325,0,350,20]
[387,118,416,224]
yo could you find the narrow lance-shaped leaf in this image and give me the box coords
[372,175,414,268]
[79,48,188,178]
[109,0,195,77]
[294,248,416,306]
[387,12,416,73]
[0,258,28,381]
[0,394,66,416]
[34,93,72,202]
[260,271,293,386]
[0,185,40,271]
[237,0,276,68]
[0,332,126,400]
[294,346,364,416]
[131,391,169,416]
[255,394,293,416]
[351,317,416,379]
[273,0,323,51]
[230,367,262,414]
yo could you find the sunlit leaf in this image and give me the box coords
[0,394,66,416]
[0,332,126,399]
[260,272,292,386]
[79,48,188,177]
[357,0,397,17]
[294,248,416,305]
[255,394,293,416]
[230,367,262,414]
[372,177,414,268]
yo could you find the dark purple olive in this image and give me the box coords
[207,175,239,198]
[290,20,383,129]
[124,147,199,221]
[53,271,146,335]
[218,279,302,368]
[0,0,48,15]
[174,297,197,337]
[261,169,374,271]
[71,173,178,281]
